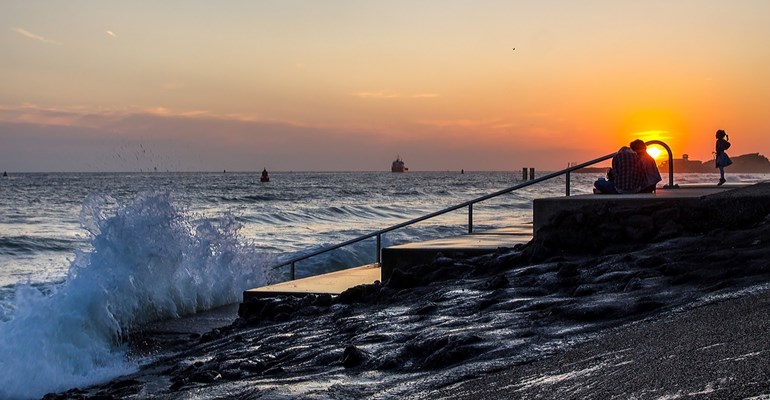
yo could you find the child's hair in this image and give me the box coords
[716,129,728,140]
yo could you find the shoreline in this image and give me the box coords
[43,182,770,399]
[429,286,770,399]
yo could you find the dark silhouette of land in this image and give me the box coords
[577,152,770,174]
[659,152,770,173]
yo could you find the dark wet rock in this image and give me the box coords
[636,255,667,269]
[87,395,115,400]
[556,262,580,278]
[477,296,498,310]
[336,281,382,304]
[237,296,309,323]
[312,293,333,306]
[342,345,369,368]
[199,328,223,343]
[377,353,405,370]
[398,334,487,370]
[238,359,269,373]
[42,388,89,400]
[572,284,600,297]
[220,368,245,380]
[414,302,439,315]
[554,301,631,322]
[630,297,664,313]
[189,369,222,384]
[169,378,186,391]
[262,366,286,375]
[423,261,470,283]
[472,248,528,276]
[594,270,638,284]
[704,248,739,261]
[478,274,509,290]
[93,379,142,398]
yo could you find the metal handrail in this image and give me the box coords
[274,140,674,279]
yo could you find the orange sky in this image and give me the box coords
[2,1,769,172]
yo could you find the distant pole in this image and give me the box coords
[529,168,535,180]
[522,168,527,180]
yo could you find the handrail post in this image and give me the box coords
[645,140,675,188]
[468,203,473,233]
[565,171,571,196]
[376,233,382,265]
[290,261,296,281]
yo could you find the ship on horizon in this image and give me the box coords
[391,156,408,173]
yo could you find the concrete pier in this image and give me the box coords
[533,185,739,233]
[243,183,747,301]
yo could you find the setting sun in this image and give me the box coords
[647,146,663,159]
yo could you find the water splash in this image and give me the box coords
[0,192,274,399]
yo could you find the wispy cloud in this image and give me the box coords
[417,118,513,130]
[0,104,301,128]
[11,27,61,45]
[105,30,116,38]
[352,92,439,99]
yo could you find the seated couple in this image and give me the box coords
[594,139,662,194]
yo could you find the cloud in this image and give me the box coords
[11,27,61,45]
[352,92,439,99]
[416,118,513,130]
[0,104,314,131]
[105,30,116,38]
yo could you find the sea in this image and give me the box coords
[0,170,767,399]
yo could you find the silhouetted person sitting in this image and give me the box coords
[630,139,662,193]
[594,146,644,194]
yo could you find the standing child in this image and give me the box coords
[715,129,732,185]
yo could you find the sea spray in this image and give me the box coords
[0,192,274,399]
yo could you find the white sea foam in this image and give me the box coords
[0,192,273,399]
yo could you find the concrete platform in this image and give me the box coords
[532,185,742,234]
[380,227,532,280]
[243,263,381,301]
[243,183,754,301]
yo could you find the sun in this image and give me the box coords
[646,146,663,159]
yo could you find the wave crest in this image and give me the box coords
[0,192,274,399]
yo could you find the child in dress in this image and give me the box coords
[715,129,732,185]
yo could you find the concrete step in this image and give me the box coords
[243,263,381,301]
[380,229,532,280]
[242,228,532,300]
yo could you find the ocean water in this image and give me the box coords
[0,170,766,399]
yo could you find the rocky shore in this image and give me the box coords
[428,288,770,399]
[44,183,770,399]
